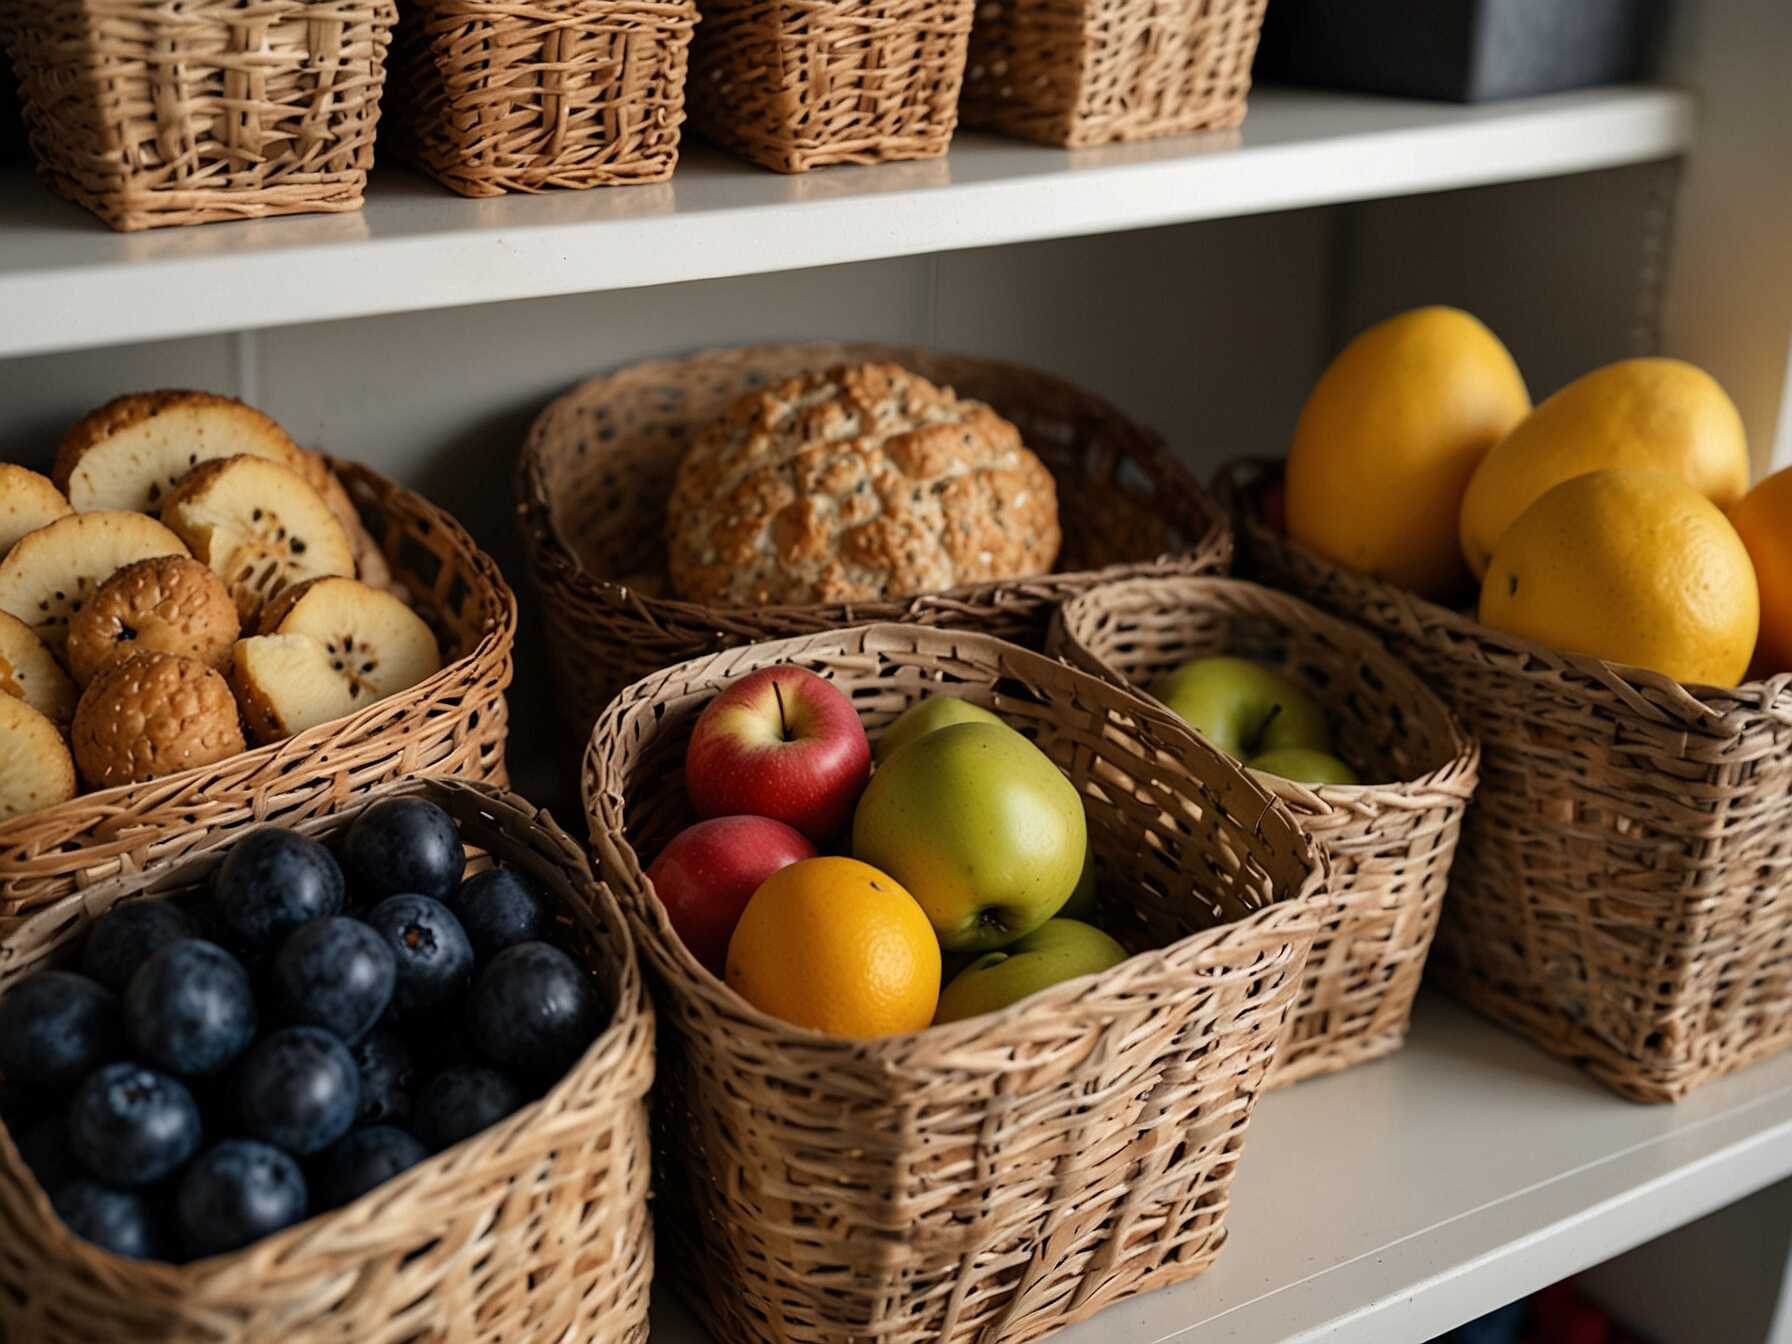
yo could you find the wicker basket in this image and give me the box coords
[0,777,653,1344]
[1051,575,1479,1085]
[6,0,397,232]
[1218,457,1792,1103]
[584,622,1324,1344]
[0,460,516,922]
[961,0,1266,148]
[687,0,974,172]
[517,341,1233,739]
[388,0,698,197]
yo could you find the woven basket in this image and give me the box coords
[517,341,1233,739]
[388,0,698,197]
[0,777,653,1344]
[687,0,974,172]
[6,0,396,232]
[1051,575,1479,1086]
[961,0,1266,148]
[1217,457,1792,1103]
[0,459,516,923]
[584,622,1324,1344]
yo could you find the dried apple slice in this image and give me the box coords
[0,610,78,726]
[0,465,74,559]
[0,511,189,657]
[0,693,77,821]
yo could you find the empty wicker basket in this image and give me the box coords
[7,0,397,231]
[1219,456,1792,1103]
[1053,575,1479,1085]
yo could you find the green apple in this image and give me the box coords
[1248,746,1360,786]
[1150,656,1332,760]
[1059,846,1099,922]
[934,919,1128,1023]
[875,695,1008,764]
[853,722,1086,951]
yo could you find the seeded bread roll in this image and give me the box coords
[666,363,1061,606]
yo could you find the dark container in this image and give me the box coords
[1255,0,1662,103]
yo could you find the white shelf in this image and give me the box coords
[651,993,1792,1344]
[0,85,1692,360]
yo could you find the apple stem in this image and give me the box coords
[773,681,792,742]
[1257,702,1283,748]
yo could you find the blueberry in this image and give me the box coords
[469,943,604,1083]
[349,1029,416,1127]
[176,1140,308,1259]
[237,1027,360,1157]
[271,918,395,1044]
[125,941,256,1077]
[365,896,473,1020]
[69,1063,202,1187]
[343,799,463,904]
[17,1108,78,1191]
[52,1180,169,1260]
[81,901,196,993]
[213,828,346,955]
[450,869,552,962]
[413,1067,524,1152]
[0,971,120,1095]
[314,1125,427,1208]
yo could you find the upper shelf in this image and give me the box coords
[0,85,1693,360]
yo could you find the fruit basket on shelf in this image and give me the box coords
[0,777,653,1344]
[583,622,1324,1344]
[1052,574,1479,1086]
[517,341,1233,737]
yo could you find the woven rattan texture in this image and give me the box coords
[583,623,1325,1343]
[0,460,516,923]
[1052,575,1479,1086]
[687,0,974,171]
[961,0,1265,147]
[389,0,697,196]
[7,0,396,231]
[1217,457,1792,1103]
[517,341,1233,738]
[0,778,653,1344]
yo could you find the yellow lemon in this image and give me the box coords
[725,856,940,1037]
[1479,469,1759,687]
[1459,357,1748,579]
[1728,465,1792,678]
[1285,306,1530,600]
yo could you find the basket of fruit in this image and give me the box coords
[0,392,516,920]
[583,621,1324,1343]
[1051,574,1479,1085]
[517,342,1232,737]
[0,778,653,1343]
[1217,305,1792,1103]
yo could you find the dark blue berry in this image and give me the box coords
[52,1180,169,1260]
[348,1029,416,1127]
[413,1067,524,1152]
[81,901,196,993]
[314,1125,427,1208]
[343,799,463,905]
[237,1027,360,1157]
[0,971,119,1095]
[271,918,395,1044]
[17,1108,78,1191]
[450,869,552,962]
[469,943,604,1083]
[365,896,473,1021]
[69,1063,202,1187]
[213,828,346,955]
[125,941,256,1077]
[177,1140,308,1258]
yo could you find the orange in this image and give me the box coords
[725,856,940,1038]
[1729,465,1792,677]
[1479,469,1759,687]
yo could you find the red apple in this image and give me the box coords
[647,816,816,973]
[684,666,871,843]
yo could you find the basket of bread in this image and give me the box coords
[0,392,515,920]
[516,342,1233,737]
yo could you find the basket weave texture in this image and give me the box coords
[7,0,396,231]
[1052,575,1479,1085]
[389,0,698,197]
[0,778,654,1344]
[961,0,1266,147]
[0,459,516,923]
[687,0,974,171]
[584,622,1324,1344]
[517,341,1233,737]
[1218,457,1792,1103]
